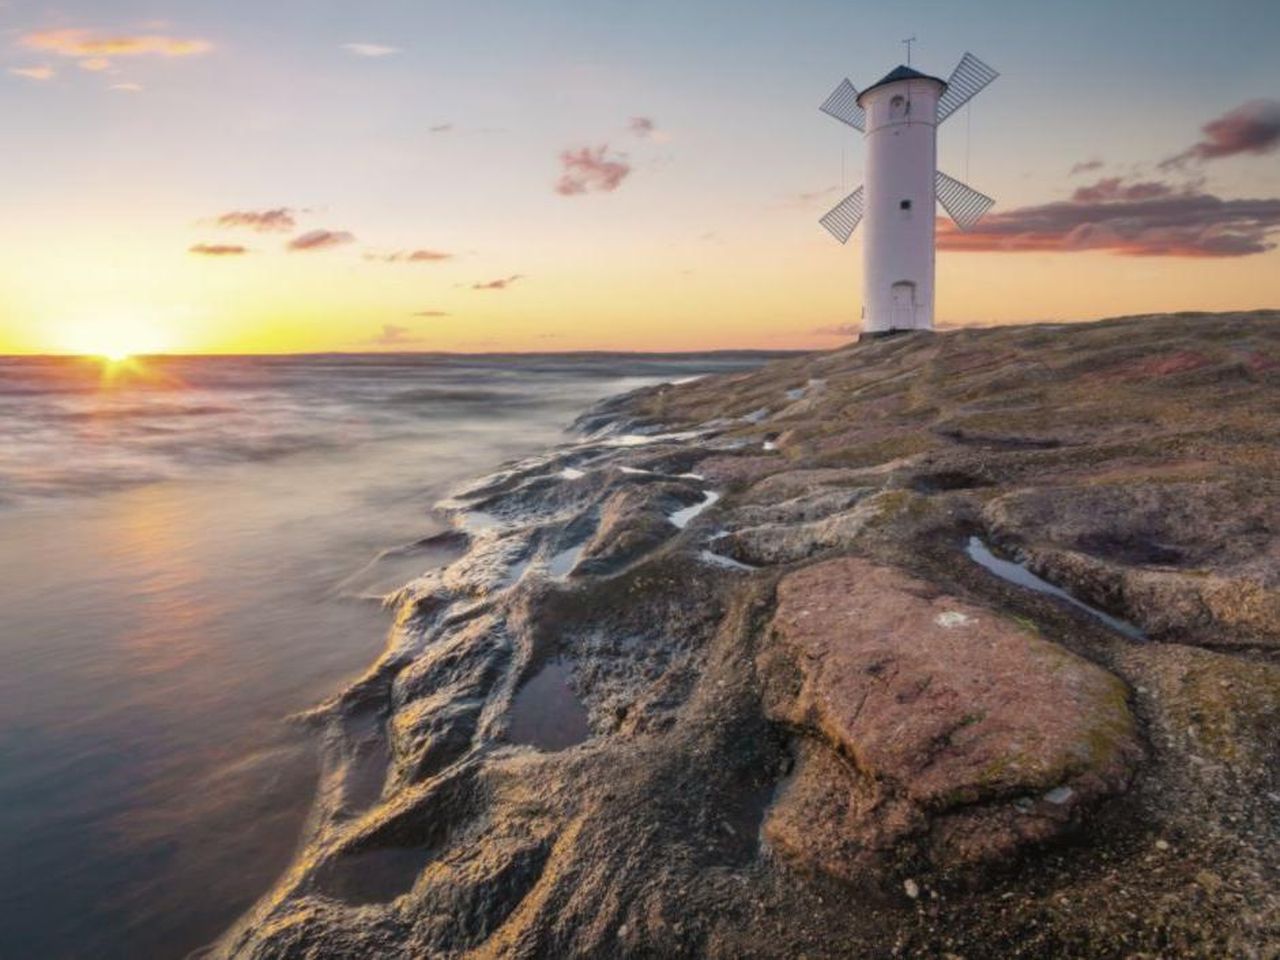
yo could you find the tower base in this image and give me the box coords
[858,328,934,343]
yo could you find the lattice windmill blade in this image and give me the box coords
[820,78,865,132]
[819,185,865,243]
[935,171,995,230]
[935,52,999,123]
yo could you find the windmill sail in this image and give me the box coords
[935,171,995,230]
[935,53,999,123]
[820,79,865,132]
[819,185,865,243]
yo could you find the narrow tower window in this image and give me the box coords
[900,199,912,210]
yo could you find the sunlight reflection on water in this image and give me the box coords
[0,352,780,959]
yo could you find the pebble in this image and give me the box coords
[1155,839,1170,851]
[903,879,920,899]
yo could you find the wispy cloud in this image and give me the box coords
[1069,159,1104,175]
[555,145,631,196]
[429,123,454,133]
[343,43,400,58]
[1070,177,1179,203]
[109,82,143,93]
[9,65,54,81]
[368,323,424,346]
[189,243,248,256]
[287,229,355,252]
[78,57,111,72]
[938,178,1280,258]
[215,208,297,232]
[471,274,523,290]
[628,116,671,143]
[412,310,450,317]
[1161,99,1280,168]
[365,249,453,263]
[21,28,212,59]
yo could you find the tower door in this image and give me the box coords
[890,281,916,329]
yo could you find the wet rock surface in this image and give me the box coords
[216,312,1278,959]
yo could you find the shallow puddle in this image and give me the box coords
[507,660,591,751]
[313,845,432,905]
[669,490,721,529]
[546,543,585,578]
[965,537,1146,640]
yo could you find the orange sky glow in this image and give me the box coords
[1,1,1277,355]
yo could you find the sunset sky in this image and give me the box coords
[1,0,1278,354]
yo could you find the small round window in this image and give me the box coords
[890,94,907,117]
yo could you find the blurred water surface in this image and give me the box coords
[0,351,781,959]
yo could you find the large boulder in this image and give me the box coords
[760,557,1142,877]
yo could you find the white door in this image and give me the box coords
[890,281,916,330]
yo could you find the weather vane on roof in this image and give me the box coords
[902,36,916,65]
[817,51,1000,335]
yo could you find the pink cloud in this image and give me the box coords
[366,249,453,263]
[189,243,248,256]
[555,145,631,196]
[938,184,1280,258]
[471,274,524,290]
[1161,99,1280,168]
[215,208,297,232]
[287,230,355,252]
[1070,177,1176,203]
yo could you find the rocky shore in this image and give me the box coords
[215,311,1278,959]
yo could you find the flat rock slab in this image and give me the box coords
[762,557,1142,876]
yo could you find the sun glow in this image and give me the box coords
[53,311,173,359]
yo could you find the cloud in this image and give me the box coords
[555,145,631,196]
[1069,159,1104,175]
[938,179,1280,258]
[287,229,355,252]
[189,243,248,256]
[1161,99,1280,168]
[365,249,453,263]
[343,43,400,57]
[215,208,296,232]
[1070,177,1177,203]
[368,323,424,346]
[812,323,859,337]
[412,310,450,317]
[471,274,523,290]
[110,82,143,92]
[78,57,112,71]
[430,123,454,133]
[21,29,211,60]
[628,116,670,142]
[9,65,54,80]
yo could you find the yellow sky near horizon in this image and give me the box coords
[1,1,1278,356]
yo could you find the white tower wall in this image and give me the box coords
[859,77,945,334]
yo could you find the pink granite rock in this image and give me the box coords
[761,557,1141,876]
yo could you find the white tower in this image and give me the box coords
[819,53,999,335]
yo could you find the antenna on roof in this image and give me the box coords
[902,36,916,65]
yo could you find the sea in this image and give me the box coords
[0,352,784,959]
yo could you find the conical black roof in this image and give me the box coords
[856,64,947,104]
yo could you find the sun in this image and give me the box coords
[55,312,172,360]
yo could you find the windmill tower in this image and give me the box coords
[819,51,998,335]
